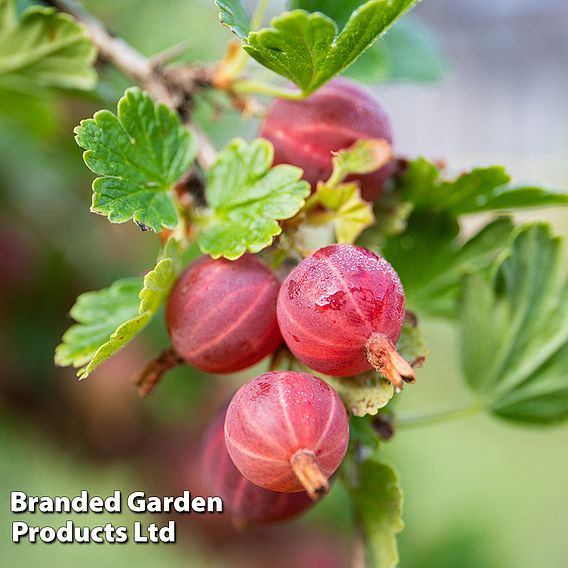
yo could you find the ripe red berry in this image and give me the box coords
[260,78,394,201]
[224,371,349,500]
[166,254,282,374]
[277,244,414,389]
[202,408,314,525]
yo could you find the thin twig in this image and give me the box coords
[45,0,217,167]
[133,348,184,398]
[150,40,192,67]
[396,403,481,429]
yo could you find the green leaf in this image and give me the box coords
[327,374,394,417]
[346,17,447,83]
[290,0,370,31]
[356,190,413,250]
[312,182,374,244]
[329,138,392,185]
[214,0,250,39]
[398,158,568,216]
[0,1,96,89]
[461,224,568,424]
[0,0,15,29]
[197,138,310,259]
[55,278,142,371]
[74,87,196,232]
[304,139,391,242]
[345,457,404,568]
[397,313,427,368]
[240,0,417,95]
[55,244,183,379]
[0,75,57,137]
[383,214,515,319]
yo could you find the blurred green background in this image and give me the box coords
[1,1,567,566]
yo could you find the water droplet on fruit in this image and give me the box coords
[315,290,347,312]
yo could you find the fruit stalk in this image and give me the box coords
[290,450,330,500]
[366,333,415,390]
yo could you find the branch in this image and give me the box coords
[46,0,217,168]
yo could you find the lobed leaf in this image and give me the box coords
[217,0,417,95]
[197,138,310,259]
[398,157,568,216]
[0,0,96,90]
[460,224,568,424]
[75,88,196,232]
[54,240,191,379]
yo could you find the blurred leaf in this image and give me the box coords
[308,182,374,244]
[197,138,309,259]
[327,374,394,417]
[356,190,413,249]
[330,138,392,184]
[397,313,427,367]
[214,0,250,38]
[0,1,96,89]
[348,414,383,451]
[55,243,185,378]
[345,457,404,568]
[223,0,417,95]
[347,17,447,83]
[398,158,568,216]
[383,214,515,318]
[75,88,196,232]
[0,75,57,136]
[1,0,14,26]
[461,224,568,424]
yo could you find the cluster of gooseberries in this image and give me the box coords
[166,79,414,525]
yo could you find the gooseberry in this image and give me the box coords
[276,244,414,389]
[224,371,349,499]
[166,254,282,374]
[202,408,314,525]
[260,78,394,201]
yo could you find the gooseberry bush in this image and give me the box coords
[3,0,564,564]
